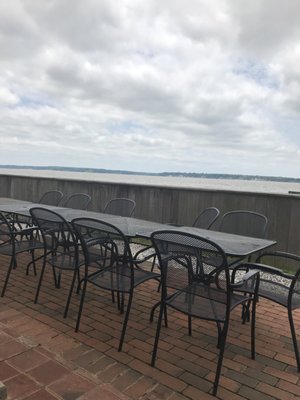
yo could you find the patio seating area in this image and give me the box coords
[0,251,300,400]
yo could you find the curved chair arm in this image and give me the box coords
[234,262,283,274]
[230,269,260,289]
[231,261,285,283]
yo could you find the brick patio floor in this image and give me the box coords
[0,252,300,399]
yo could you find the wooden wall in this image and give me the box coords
[1,173,300,253]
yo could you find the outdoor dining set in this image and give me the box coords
[0,190,299,396]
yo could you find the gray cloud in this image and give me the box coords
[0,0,300,176]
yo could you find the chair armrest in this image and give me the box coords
[15,226,38,236]
[85,237,109,248]
[133,252,156,264]
[231,269,260,289]
[133,244,155,259]
[234,262,283,275]
[234,262,297,280]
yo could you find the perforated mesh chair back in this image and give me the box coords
[218,210,268,238]
[63,193,91,210]
[39,190,64,206]
[151,230,229,292]
[30,207,77,253]
[71,217,130,267]
[192,207,220,229]
[103,198,136,217]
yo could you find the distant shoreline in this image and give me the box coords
[0,165,299,183]
[2,167,300,195]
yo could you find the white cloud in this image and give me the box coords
[0,0,300,176]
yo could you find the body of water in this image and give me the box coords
[1,168,300,195]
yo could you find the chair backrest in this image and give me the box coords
[0,212,14,246]
[218,210,268,238]
[103,198,136,217]
[71,217,132,270]
[192,207,220,229]
[63,193,91,210]
[151,230,229,293]
[30,207,78,254]
[39,190,64,206]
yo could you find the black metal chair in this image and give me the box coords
[150,230,260,396]
[103,198,136,217]
[135,206,220,272]
[30,207,81,317]
[39,190,64,206]
[71,217,159,351]
[217,210,268,238]
[63,193,91,210]
[192,207,220,229]
[232,251,300,371]
[0,212,44,297]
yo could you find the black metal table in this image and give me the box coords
[0,198,276,258]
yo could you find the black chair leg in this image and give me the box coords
[26,251,50,276]
[118,291,133,352]
[30,250,37,276]
[163,304,168,328]
[216,321,222,348]
[75,279,88,332]
[251,299,256,359]
[76,269,81,292]
[52,266,59,288]
[111,290,115,303]
[117,291,121,311]
[64,269,77,318]
[1,257,14,297]
[150,301,168,328]
[151,301,165,366]
[34,258,46,304]
[150,300,160,322]
[188,315,192,336]
[213,322,229,396]
[116,291,125,314]
[288,308,300,371]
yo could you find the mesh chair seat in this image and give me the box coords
[259,279,300,308]
[48,253,82,270]
[0,240,44,256]
[237,275,300,309]
[166,283,249,322]
[87,264,159,292]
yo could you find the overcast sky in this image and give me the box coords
[1,0,300,177]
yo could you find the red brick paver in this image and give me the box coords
[0,251,300,399]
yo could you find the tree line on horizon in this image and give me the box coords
[0,164,299,183]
